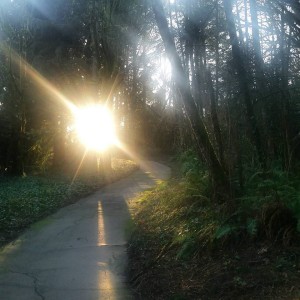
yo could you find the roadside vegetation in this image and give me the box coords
[0,158,137,247]
[128,152,300,299]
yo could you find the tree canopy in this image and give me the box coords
[0,0,299,195]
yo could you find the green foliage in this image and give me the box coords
[240,166,300,233]
[129,164,300,299]
[176,235,197,260]
[246,218,258,236]
[215,224,235,240]
[131,162,300,269]
[211,166,300,243]
[177,149,204,177]
[28,127,55,172]
[175,150,211,196]
[0,176,68,240]
[214,217,258,243]
[131,176,220,262]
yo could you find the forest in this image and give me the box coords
[0,0,299,299]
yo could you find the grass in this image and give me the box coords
[0,158,137,246]
[128,172,300,299]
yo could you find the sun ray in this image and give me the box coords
[70,149,89,186]
[104,72,121,107]
[0,43,77,113]
[0,43,156,181]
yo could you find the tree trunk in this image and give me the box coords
[243,0,250,57]
[250,0,272,150]
[206,67,224,166]
[249,0,265,88]
[223,0,265,167]
[152,0,230,199]
[279,7,292,169]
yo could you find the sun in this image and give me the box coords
[74,104,116,151]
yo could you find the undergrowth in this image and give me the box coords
[0,158,137,246]
[128,153,300,299]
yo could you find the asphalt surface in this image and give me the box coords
[0,161,171,300]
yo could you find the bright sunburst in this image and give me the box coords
[74,104,116,151]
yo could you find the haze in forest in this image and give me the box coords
[0,1,299,299]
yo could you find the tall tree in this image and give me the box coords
[223,0,265,166]
[152,0,230,198]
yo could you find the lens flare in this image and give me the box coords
[74,105,116,151]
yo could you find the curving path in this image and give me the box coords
[0,161,170,300]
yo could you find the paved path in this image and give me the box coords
[0,161,170,300]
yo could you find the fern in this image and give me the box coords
[246,219,257,236]
[215,224,235,240]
